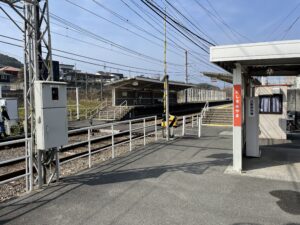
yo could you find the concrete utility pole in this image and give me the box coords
[163,6,170,141]
[185,50,188,84]
[185,50,188,103]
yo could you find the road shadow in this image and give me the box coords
[270,190,300,215]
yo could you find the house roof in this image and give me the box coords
[0,66,21,72]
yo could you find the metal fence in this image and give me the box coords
[0,115,158,193]
[181,102,209,137]
[0,103,209,195]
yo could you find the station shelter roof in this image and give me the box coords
[202,71,261,85]
[203,72,233,83]
[210,40,300,77]
[105,76,195,92]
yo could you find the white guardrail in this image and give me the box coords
[0,115,158,191]
[181,101,209,137]
[0,102,209,194]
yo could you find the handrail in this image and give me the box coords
[88,98,108,119]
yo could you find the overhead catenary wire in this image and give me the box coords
[50,13,183,67]
[140,0,211,54]
[0,1,219,82]
[265,1,300,40]
[0,34,186,74]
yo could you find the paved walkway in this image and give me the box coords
[1,127,300,225]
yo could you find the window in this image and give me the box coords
[51,87,59,100]
[259,95,282,114]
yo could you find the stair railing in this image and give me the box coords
[115,100,128,119]
[88,98,108,120]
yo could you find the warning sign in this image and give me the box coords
[233,85,242,127]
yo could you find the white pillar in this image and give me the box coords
[112,87,116,106]
[233,63,243,172]
[296,75,300,89]
[76,87,80,120]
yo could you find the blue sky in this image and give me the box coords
[0,0,300,86]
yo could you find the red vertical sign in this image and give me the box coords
[233,85,242,127]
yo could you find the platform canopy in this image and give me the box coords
[202,71,261,85]
[203,72,233,83]
[106,76,195,92]
[210,40,300,76]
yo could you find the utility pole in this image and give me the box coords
[185,50,188,84]
[163,6,169,141]
[185,50,188,103]
[1,0,57,189]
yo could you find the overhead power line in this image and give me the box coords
[140,0,212,53]
[0,34,185,74]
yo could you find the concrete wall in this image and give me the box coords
[255,86,287,140]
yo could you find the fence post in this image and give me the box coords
[28,138,33,192]
[88,128,91,168]
[143,118,146,146]
[129,120,132,151]
[192,115,194,128]
[182,116,186,136]
[155,116,158,141]
[56,148,60,182]
[25,139,29,191]
[111,124,115,158]
[198,116,202,137]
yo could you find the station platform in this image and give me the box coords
[1,127,300,225]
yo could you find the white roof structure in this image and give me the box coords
[210,40,300,75]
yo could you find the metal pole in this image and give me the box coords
[85,73,88,100]
[163,6,170,141]
[182,116,185,136]
[111,124,115,159]
[76,87,80,120]
[28,138,33,191]
[143,118,146,146]
[192,115,194,128]
[129,121,132,151]
[88,128,91,168]
[56,148,60,182]
[38,150,42,188]
[198,116,202,138]
[155,116,158,141]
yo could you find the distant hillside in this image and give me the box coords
[0,53,23,68]
[196,83,220,90]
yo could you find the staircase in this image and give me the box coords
[202,105,233,126]
[95,105,133,121]
[92,100,133,121]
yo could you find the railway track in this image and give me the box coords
[0,125,160,183]
[0,114,194,184]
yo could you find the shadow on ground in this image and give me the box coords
[270,190,300,215]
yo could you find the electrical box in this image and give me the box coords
[0,98,18,122]
[34,81,68,150]
[245,97,260,157]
